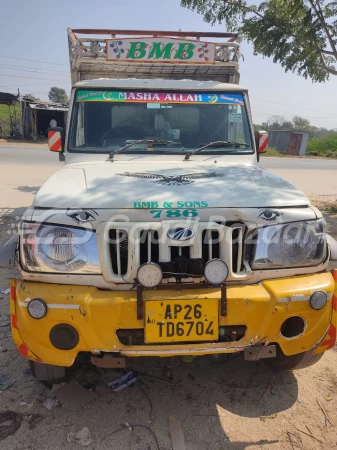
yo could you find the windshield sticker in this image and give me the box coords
[118,172,224,185]
[76,91,244,105]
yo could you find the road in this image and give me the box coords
[0,146,336,209]
[262,157,337,204]
[261,157,337,171]
[0,145,62,211]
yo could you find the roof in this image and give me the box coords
[0,92,19,105]
[74,78,247,91]
[29,101,68,111]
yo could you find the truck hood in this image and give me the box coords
[33,160,309,209]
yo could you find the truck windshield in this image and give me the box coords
[69,89,253,154]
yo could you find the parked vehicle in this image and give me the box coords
[2,29,337,381]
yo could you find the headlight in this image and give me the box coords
[20,223,101,274]
[251,219,326,269]
[40,228,81,263]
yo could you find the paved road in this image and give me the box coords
[0,146,336,209]
[261,157,337,171]
[260,157,337,203]
[0,146,62,211]
[0,145,61,167]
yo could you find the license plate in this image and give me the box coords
[144,299,219,343]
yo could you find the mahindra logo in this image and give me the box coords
[167,227,195,241]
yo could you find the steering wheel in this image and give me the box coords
[101,126,145,147]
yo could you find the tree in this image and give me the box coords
[181,0,337,82]
[293,116,312,132]
[258,115,312,131]
[48,87,69,105]
[262,116,294,131]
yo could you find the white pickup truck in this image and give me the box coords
[1,29,337,381]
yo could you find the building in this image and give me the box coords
[268,130,309,156]
[22,100,68,140]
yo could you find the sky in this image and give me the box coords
[0,0,336,129]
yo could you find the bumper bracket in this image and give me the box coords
[244,345,277,361]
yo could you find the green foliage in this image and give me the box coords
[0,104,20,138]
[261,146,285,157]
[292,116,311,132]
[307,132,337,155]
[261,115,294,131]
[48,87,69,105]
[253,123,262,132]
[255,115,337,157]
[181,0,337,82]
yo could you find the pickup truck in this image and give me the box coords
[1,29,337,381]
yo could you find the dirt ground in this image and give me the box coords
[0,210,337,450]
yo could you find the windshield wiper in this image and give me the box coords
[184,141,251,160]
[109,139,179,161]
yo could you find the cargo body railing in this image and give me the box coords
[68,28,241,85]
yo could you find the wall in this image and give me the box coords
[269,130,309,156]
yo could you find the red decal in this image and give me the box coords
[11,313,17,330]
[10,284,16,301]
[18,343,29,357]
[333,295,337,312]
[321,323,337,350]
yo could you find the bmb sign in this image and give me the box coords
[106,37,216,64]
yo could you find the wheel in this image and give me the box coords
[29,361,66,383]
[264,345,324,371]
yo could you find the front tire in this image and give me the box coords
[29,361,66,383]
[264,345,324,371]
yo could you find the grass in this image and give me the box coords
[323,202,337,214]
[260,147,284,157]
[307,134,337,154]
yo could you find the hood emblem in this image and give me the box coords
[118,172,224,185]
[167,227,195,241]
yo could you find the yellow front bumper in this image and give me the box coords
[10,272,337,367]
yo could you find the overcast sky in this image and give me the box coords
[0,0,336,129]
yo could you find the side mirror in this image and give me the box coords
[255,130,268,161]
[48,127,65,153]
